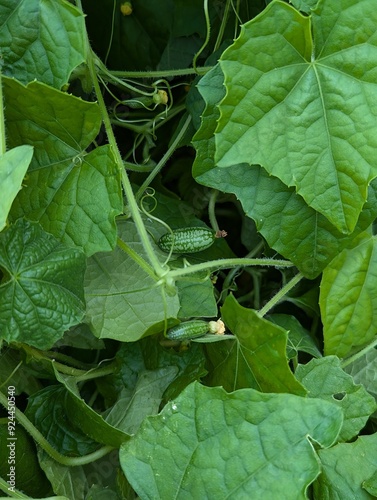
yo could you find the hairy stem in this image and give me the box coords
[135,114,192,201]
[341,336,377,369]
[258,272,303,317]
[0,72,6,155]
[169,257,295,279]
[76,0,165,277]
[0,391,114,466]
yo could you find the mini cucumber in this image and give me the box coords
[158,227,216,254]
[166,320,209,340]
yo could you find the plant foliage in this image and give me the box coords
[0,0,376,498]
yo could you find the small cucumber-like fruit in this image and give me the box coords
[158,227,215,254]
[166,320,209,340]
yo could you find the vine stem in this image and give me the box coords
[0,391,114,466]
[76,0,165,278]
[258,272,304,317]
[0,476,28,498]
[135,114,192,201]
[341,336,377,369]
[168,257,294,279]
[208,190,220,232]
[18,344,116,380]
[193,0,210,74]
[0,71,6,155]
[99,63,212,80]
[117,237,157,279]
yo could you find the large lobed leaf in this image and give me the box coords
[120,382,342,499]
[0,219,85,349]
[4,77,123,256]
[0,0,86,88]
[215,0,377,234]
[192,64,377,279]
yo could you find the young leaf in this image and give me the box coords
[296,356,377,441]
[206,295,306,395]
[4,77,122,256]
[216,0,377,234]
[0,219,85,349]
[0,0,86,88]
[320,235,377,358]
[314,433,377,499]
[0,145,33,232]
[120,382,342,499]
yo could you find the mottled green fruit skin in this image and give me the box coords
[166,320,209,340]
[158,227,215,254]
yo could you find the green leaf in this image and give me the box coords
[296,356,377,441]
[320,235,377,358]
[105,366,178,435]
[85,484,119,500]
[363,471,377,497]
[289,0,319,13]
[25,386,100,456]
[343,348,377,403]
[192,64,377,279]
[38,450,87,500]
[120,382,342,499]
[267,314,322,359]
[314,433,377,499]
[0,0,86,88]
[0,219,86,349]
[0,348,41,395]
[206,295,306,395]
[0,421,51,497]
[216,0,377,233]
[139,338,207,403]
[84,219,180,342]
[4,77,122,256]
[54,369,130,448]
[177,279,217,318]
[96,339,207,421]
[0,145,33,232]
